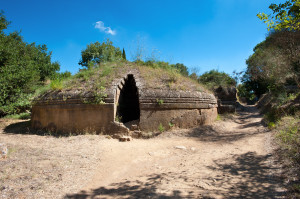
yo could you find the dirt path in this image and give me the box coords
[64,106,285,199]
[0,106,285,198]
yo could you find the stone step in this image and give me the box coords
[119,136,132,142]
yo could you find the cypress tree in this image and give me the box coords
[122,48,126,60]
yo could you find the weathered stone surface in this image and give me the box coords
[109,122,130,135]
[31,104,114,134]
[214,86,237,101]
[139,107,217,131]
[214,86,237,114]
[131,130,142,138]
[32,70,218,135]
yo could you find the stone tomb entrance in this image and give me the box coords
[116,74,140,125]
[31,70,218,135]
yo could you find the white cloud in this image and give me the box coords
[95,21,116,35]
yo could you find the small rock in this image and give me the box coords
[0,143,8,159]
[175,146,186,150]
[119,136,132,142]
[112,134,121,139]
[131,130,142,138]
[130,125,138,131]
[191,147,196,151]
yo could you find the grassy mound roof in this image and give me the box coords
[63,61,209,92]
[35,61,212,104]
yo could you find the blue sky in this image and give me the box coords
[1,0,285,75]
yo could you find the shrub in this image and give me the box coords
[198,69,236,90]
[276,117,300,165]
[4,112,31,119]
[50,79,63,90]
[158,123,165,132]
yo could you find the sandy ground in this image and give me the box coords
[0,106,286,199]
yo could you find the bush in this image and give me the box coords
[158,123,165,132]
[276,117,300,165]
[198,70,236,90]
[4,112,31,119]
[0,12,60,117]
[50,79,63,90]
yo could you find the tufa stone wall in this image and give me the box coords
[214,86,237,114]
[31,72,218,135]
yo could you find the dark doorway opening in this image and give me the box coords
[117,74,140,123]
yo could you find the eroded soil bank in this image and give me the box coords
[0,106,285,198]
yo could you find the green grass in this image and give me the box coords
[33,61,211,107]
[273,115,300,197]
[276,116,300,163]
[158,123,165,132]
[74,68,96,81]
[216,114,222,121]
[50,79,63,90]
[4,112,31,120]
[268,122,276,129]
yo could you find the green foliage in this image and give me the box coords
[0,93,33,116]
[50,79,63,90]
[257,0,300,31]
[49,71,72,91]
[158,123,165,132]
[135,60,189,77]
[245,1,300,102]
[275,116,300,166]
[101,65,112,77]
[156,99,164,105]
[173,63,189,77]
[54,71,71,79]
[268,122,276,129]
[122,48,126,60]
[216,114,222,121]
[0,11,10,33]
[4,112,31,120]
[242,30,300,101]
[82,85,107,104]
[75,68,96,81]
[79,39,122,68]
[0,12,60,117]
[93,86,107,104]
[198,69,236,89]
[115,115,122,122]
[189,73,198,81]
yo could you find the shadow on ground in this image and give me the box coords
[65,152,285,199]
[3,120,32,134]
[186,126,264,143]
[2,120,70,137]
[206,152,285,199]
[64,173,191,199]
[183,105,268,143]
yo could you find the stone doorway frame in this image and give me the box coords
[114,74,141,124]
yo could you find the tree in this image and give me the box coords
[0,11,9,33]
[257,0,300,31]
[240,70,269,99]
[0,12,60,116]
[79,39,122,68]
[198,70,236,89]
[189,73,198,81]
[172,63,189,77]
[122,48,126,60]
[245,31,300,93]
